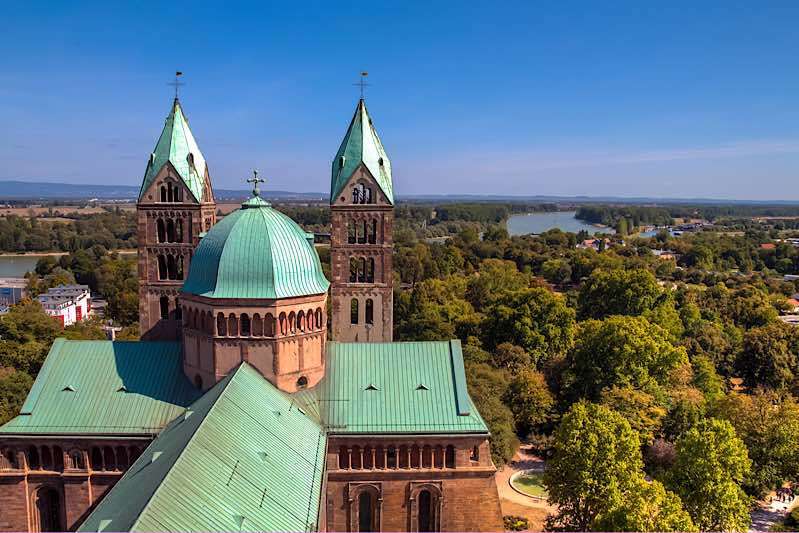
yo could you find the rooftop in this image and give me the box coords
[0,339,200,436]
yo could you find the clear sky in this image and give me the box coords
[1,1,797,200]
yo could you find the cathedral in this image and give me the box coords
[0,95,503,532]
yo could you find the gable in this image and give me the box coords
[0,339,200,436]
[330,164,392,207]
[139,162,203,205]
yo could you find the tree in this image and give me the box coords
[668,418,752,532]
[737,321,799,390]
[504,368,554,435]
[712,391,799,496]
[599,385,667,444]
[492,343,532,372]
[0,368,33,426]
[562,316,688,402]
[465,259,530,307]
[593,477,696,532]
[541,259,572,285]
[465,363,517,466]
[482,288,575,366]
[544,402,643,531]
[577,268,663,320]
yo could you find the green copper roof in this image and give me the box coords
[79,363,326,533]
[330,99,394,205]
[139,98,209,202]
[0,339,200,436]
[297,340,488,434]
[182,196,330,299]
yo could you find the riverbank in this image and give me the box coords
[0,249,136,258]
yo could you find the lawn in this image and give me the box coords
[511,471,548,498]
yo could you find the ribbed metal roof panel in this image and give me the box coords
[0,339,200,435]
[139,99,207,203]
[330,99,394,205]
[181,199,330,300]
[78,364,326,533]
[305,340,488,434]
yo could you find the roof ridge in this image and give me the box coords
[130,367,241,530]
[173,104,201,203]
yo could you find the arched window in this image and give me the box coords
[176,219,184,242]
[240,314,251,336]
[288,312,296,333]
[279,313,287,335]
[359,257,367,282]
[297,311,305,332]
[174,302,182,321]
[160,297,169,320]
[418,490,434,532]
[157,219,166,243]
[2,449,18,470]
[167,184,173,202]
[34,486,63,532]
[364,187,372,204]
[365,299,374,325]
[103,446,116,471]
[217,313,227,336]
[177,255,184,280]
[194,375,203,390]
[252,314,263,336]
[265,314,275,336]
[90,447,103,471]
[359,220,367,244]
[387,446,397,468]
[350,299,359,324]
[339,446,349,469]
[116,447,128,469]
[173,185,181,202]
[367,258,375,283]
[350,257,358,282]
[296,376,308,389]
[315,308,323,329]
[41,446,53,470]
[358,492,375,532]
[166,219,176,242]
[228,314,238,337]
[167,255,177,280]
[348,221,357,244]
[69,450,84,470]
[160,186,167,202]
[445,445,455,468]
[369,219,377,244]
[158,255,167,280]
[470,445,480,462]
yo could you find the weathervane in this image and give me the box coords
[247,170,265,197]
[353,71,369,99]
[168,71,185,100]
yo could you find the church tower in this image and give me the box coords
[330,99,394,342]
[137,98,217,340]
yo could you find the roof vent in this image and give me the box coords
[97,519,113,532]
[116,385,128,393]
[62,385,75,392]
[339,155,346,168]
[151,451,162,463]
[365,383,379,391]
[378,157,384,166]
[257,451,268,462]
[232,514,246,530]
[416,383,429,391]
[183,410,194,421]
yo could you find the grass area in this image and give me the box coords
[511,471,548,498]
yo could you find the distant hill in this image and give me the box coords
[0,181,325,202]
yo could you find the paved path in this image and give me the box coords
[495,445,554,531]
[749,494,797,532]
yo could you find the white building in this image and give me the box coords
[37,284,92,327]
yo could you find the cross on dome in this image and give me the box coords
[246,170,265,197]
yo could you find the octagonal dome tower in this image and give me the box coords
[180,182,330,393]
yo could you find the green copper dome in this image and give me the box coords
[182,196,329,299]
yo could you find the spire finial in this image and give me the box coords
[168,71,185,101]
[246,169,265,197]
[353,71,369,100]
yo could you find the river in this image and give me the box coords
[506,211,615,236]
[0,251,136,278]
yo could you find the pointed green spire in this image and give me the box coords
[330,99,393,205]
[139,98,209,202]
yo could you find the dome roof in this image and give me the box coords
[182,196,329,299]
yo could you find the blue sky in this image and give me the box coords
[1,1,797,200]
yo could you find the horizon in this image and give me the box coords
[1,2,798,200]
